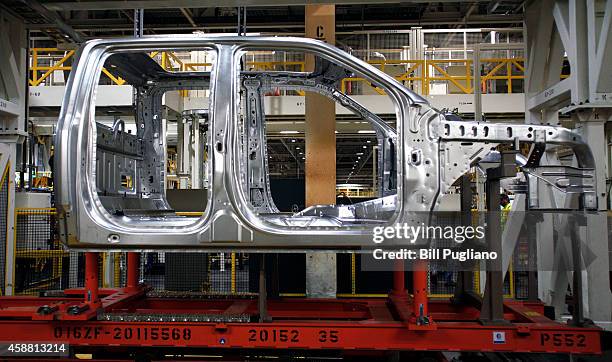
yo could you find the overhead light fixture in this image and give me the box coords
[362,145,367,148]
[296,147,300,149]
[280,130,299,134]
[356,152,363,156]
[367,140,372,143]
[358,130,376,134]
[291,139,296,143]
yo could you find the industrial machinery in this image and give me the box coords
[0,36,603,358]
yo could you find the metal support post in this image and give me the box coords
[454,174,474,300]
[389,258,432,328]
[569,214,586,326]
[103,252,114,288]
[85,252,100,306]
[133,9,144,38]
[473,44,483,122]
[191,114,200,188]
[413,260,429,325]
[127,252,140,289]
[392,259,405,295]
[265,254,280,299]
[258,254,270,322]
[409,27,424,93]
[526,219,539,302]
[481,176,504,323]
[480,151,515,324]
[235,6,248,36]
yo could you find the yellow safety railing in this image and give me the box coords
[341,58,526,95]
[336,187,376,198]
[29,48,126,86]
[30,48,529,96]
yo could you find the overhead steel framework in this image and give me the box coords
[2,1,525,39]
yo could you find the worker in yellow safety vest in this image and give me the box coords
[500,194,511,211]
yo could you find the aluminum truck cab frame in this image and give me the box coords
[55,36,597,249]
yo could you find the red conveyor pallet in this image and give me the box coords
[0,289,602,354]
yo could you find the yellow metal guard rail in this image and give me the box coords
[30,48,526,95]
[342,58,525,95]
[30,48,126,86]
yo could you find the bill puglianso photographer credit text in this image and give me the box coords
[372,248,498,261]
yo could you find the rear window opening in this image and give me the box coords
[94,49,215,221]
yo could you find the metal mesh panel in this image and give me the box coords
[12,209,106,295]
[115,252,126,287]
[428,264,517,298]
[428,213,464,297]
[425,210,526,299]
[337,33,411,61]
[65,252,125,289]
[428,269,458,297]
[208,253,231,293]
[0,168,8,295]
[14,209,66,295]
[65,252,104,289]
[140,252,165,290]
[66,251,85,289]
[234,253,250,293]
[514,271,529,299]
[510,237,531,299]
[140,252,250,295]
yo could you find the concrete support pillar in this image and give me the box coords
[304,4,337,298]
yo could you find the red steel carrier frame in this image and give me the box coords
[0,252,603,356]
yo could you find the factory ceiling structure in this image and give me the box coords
[3,1,525,40]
